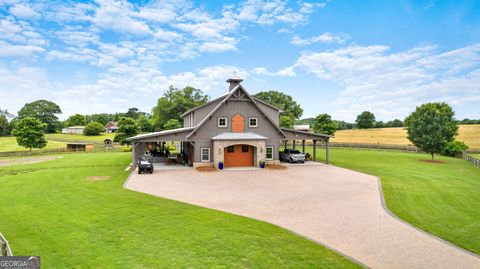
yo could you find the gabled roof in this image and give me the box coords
[180,92,282,118]
[186,84,286,139]
[180,93,228,118]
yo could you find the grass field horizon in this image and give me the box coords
[331,124,480,149]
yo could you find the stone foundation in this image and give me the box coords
[213,140,266,168]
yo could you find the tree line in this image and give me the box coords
[1,86,474,158]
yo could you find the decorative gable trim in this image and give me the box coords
[186,84,285,139]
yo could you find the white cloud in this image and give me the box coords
[295,44,480,121]
[0,41,44,57]
[91,0,152,35]
[291,32,349,46]
[9,4,41,19]
[253,66,295,77]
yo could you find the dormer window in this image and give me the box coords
[218,117,228,128]
[249,117,258,127]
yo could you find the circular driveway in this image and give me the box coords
[125,164,480,269]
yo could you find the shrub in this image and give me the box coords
[122,147,132,152]
[442,140,468,157]
[83,122,104,136]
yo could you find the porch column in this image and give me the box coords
[293,140,296,149]
[284,140,287,149]
[313,140,317,162]
[302,140,305,154]
[325,138,330,164]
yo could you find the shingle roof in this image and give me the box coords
[212,132,268,140]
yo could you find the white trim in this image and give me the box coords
[249,117,258,127]
[201,147,210,162]
[266,146,274,160]
[218,117,228,128]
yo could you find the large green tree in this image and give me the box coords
[151,86,209,130]
[355,111,376,129]
[125,107,145,120]
[66,114,86,127]
[136,114,153,132]
[83,122,104,136]
[163,119,182,130]
[405,102,458,160]
[0,109,13,136]
[11,117,47,151]
[85,114,114,126]
[114,117,139,146]
[253,91,303,128]
[18,100,62,133]
[313,114,337,136]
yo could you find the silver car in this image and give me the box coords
[280,149,305,163]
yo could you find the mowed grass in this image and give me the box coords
[332,124,480,149]
[309,147,480,254]
[0,136,66,152]
[46,133,115,142]
[0,153,359,268]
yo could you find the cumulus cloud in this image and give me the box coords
[295,44,480,120]
[253,66,295,77]
[291,32,349,46]
[9,4,41,19]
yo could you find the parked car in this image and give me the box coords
[280,149,305,163]
[137,156,154,174]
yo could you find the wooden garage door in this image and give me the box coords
[224,145,254,167]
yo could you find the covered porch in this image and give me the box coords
[128,127,195,171]
[281,128,330,164]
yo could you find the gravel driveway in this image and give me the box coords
[125,164,480,269]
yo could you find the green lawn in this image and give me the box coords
[308,147,480,255]
[46,133,115,142]
[0,153,359,268]
[0,136,66,152]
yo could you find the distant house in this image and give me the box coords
[62,126,85,134]
[294,125,311,132]
[105,121,118,133]
[128,77,331,170]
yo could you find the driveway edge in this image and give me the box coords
[375,176,480,260]
[123,171,370,269]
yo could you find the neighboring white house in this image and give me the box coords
[62,126,85,134]
[294,125,311,132]
[105,121,118,133]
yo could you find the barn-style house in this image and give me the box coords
[128,77,330,170]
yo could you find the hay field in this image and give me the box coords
[331,124,480,149]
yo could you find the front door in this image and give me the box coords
[224,145,254,167]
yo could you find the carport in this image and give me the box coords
[280,128,330,164]
[128,127,195,171]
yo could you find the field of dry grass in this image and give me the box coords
[331,124,480,149]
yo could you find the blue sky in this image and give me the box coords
[0,0,479,122]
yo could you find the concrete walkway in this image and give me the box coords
[125,164,480,269]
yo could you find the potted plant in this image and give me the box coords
[218,161,224,170]
[259,160,266,168]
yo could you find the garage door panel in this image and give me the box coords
[224,145,254,167]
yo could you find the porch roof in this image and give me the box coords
[281,128,331,141]
[212,132,267,140]
[127,127,195,142]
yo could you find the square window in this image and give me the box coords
[201,148,210,162]
[249,118,258,127]
[218,117,227,127]
[242,145,249,152]
[266,147,273,160]
[227,146,234,153]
